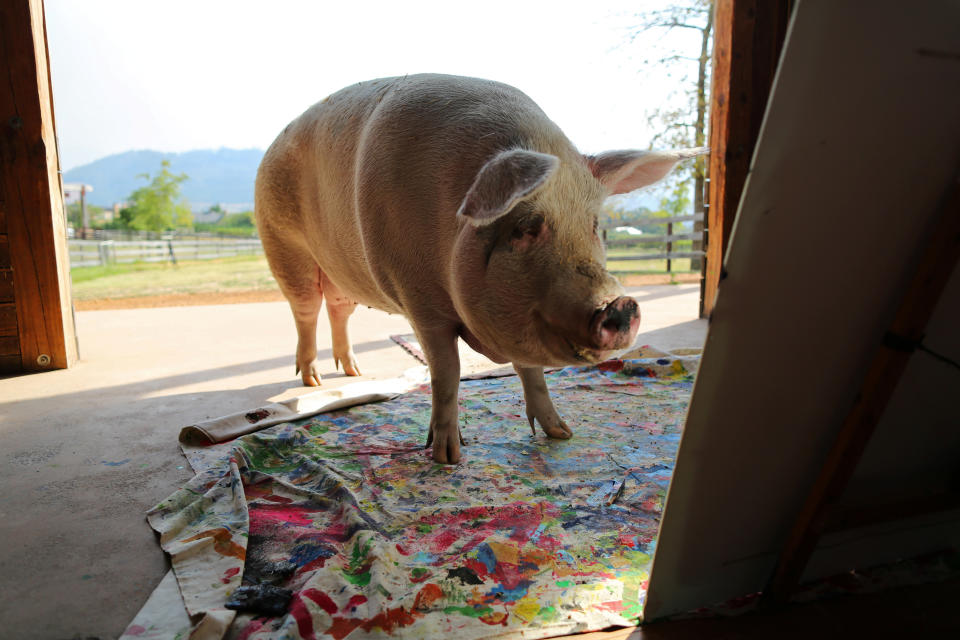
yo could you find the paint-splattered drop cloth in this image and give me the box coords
[129,353,697,639]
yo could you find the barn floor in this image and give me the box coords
[2,283,956,639]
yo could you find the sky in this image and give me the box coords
[45,0,702,172]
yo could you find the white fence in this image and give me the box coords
[603,212,705,273]
[68,214,703,272]
[69,237,263,268]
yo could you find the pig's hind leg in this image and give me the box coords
[260,234,326,386]
[514,365,573,439]
[320,273,361,376]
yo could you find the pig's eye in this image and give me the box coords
[511,214,545,242]
[593,217,599,235]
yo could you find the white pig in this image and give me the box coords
[255,74,705,464]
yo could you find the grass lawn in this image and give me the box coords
[70,255,277,300]
[70,251,696,302]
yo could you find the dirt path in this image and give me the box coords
[74,290,286,310]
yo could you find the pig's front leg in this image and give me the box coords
[417,326,465,464]
[514,365,573,439]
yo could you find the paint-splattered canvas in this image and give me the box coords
[137,354,697,639]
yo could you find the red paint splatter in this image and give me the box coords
[480,610,509,626]
[326,617,362,640]
[235,619,267,640]
[347,594,368,609]
[598,359,624,372]
[248,504,317,527]
[123,625,146,636]
[618,534,638,548]
[413,583,444,611]
[465,558,490,580]
[180,528,245,560]
[289,596,315,640]
[410,569,433,583]
[263,494,294,504]
[417,502,559,553]
[492,562,528,590]
[302,588,338,615]
[327,605,418,640]
[221,566,241,584]
[361,606,417,634]
[595,600,626,613]
[300,556,330,573]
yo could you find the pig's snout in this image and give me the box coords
[591,296,641,351]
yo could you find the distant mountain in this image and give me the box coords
[64,146,665,214]
[62,148,264,210]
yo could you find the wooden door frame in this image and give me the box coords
[701,0,792,317]
[0,0,77,373]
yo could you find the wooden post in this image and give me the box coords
[80,184,89,239]
[0,0,78,372]
[763,175,960,605]
[701,0,791,317]
[666,221,673,273]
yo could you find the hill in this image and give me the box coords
[63,148,264,209]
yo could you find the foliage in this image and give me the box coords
[627,1,713,191]
[122,160,193,231]
[194,210,258,237]
[66,202,106,228]
[628,0,713,266]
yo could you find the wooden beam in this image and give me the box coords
[701,0,791,317]
[0,0,78,372]
[763,174,960,605]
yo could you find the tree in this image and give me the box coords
[124,160,193,231]
[630,0,713,268]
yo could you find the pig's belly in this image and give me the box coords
[318,257,405,316]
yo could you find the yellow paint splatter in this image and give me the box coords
[514,595,541,622]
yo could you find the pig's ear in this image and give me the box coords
[585,147,708,195]
[458,149,559,226]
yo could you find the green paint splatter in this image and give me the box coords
[555,580,573,588]
[341,535,374,586]
[538,606,558,621]
[443,605,494,618]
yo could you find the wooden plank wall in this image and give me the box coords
[0,0,78,373]
[0,195,18,371]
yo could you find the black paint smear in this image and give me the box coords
[243,559,297,585]
[447,566,483,585]
[245,409,271,423]
[225,584,292,617]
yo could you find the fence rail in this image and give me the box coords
[604,212,705,273]
[69,212,705,273]
[69,238,263,268]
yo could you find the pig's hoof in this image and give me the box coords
[334,351,362,377]
[426,427,463,464]
[296,361,322,387]
[528,414,573,439]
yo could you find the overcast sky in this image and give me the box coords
[46,0,698,171]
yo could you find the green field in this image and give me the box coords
[605,245,697,275]
[70,255,277,300]
[70,249,695,301]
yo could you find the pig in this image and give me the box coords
[255,74,705,464]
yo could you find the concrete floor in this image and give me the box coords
[0,285,706,639]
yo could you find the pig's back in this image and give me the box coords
[256,77,403,311]
[257,74,569,315]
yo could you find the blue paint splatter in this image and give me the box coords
[476,543,497,573]
[101,459,131,466]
